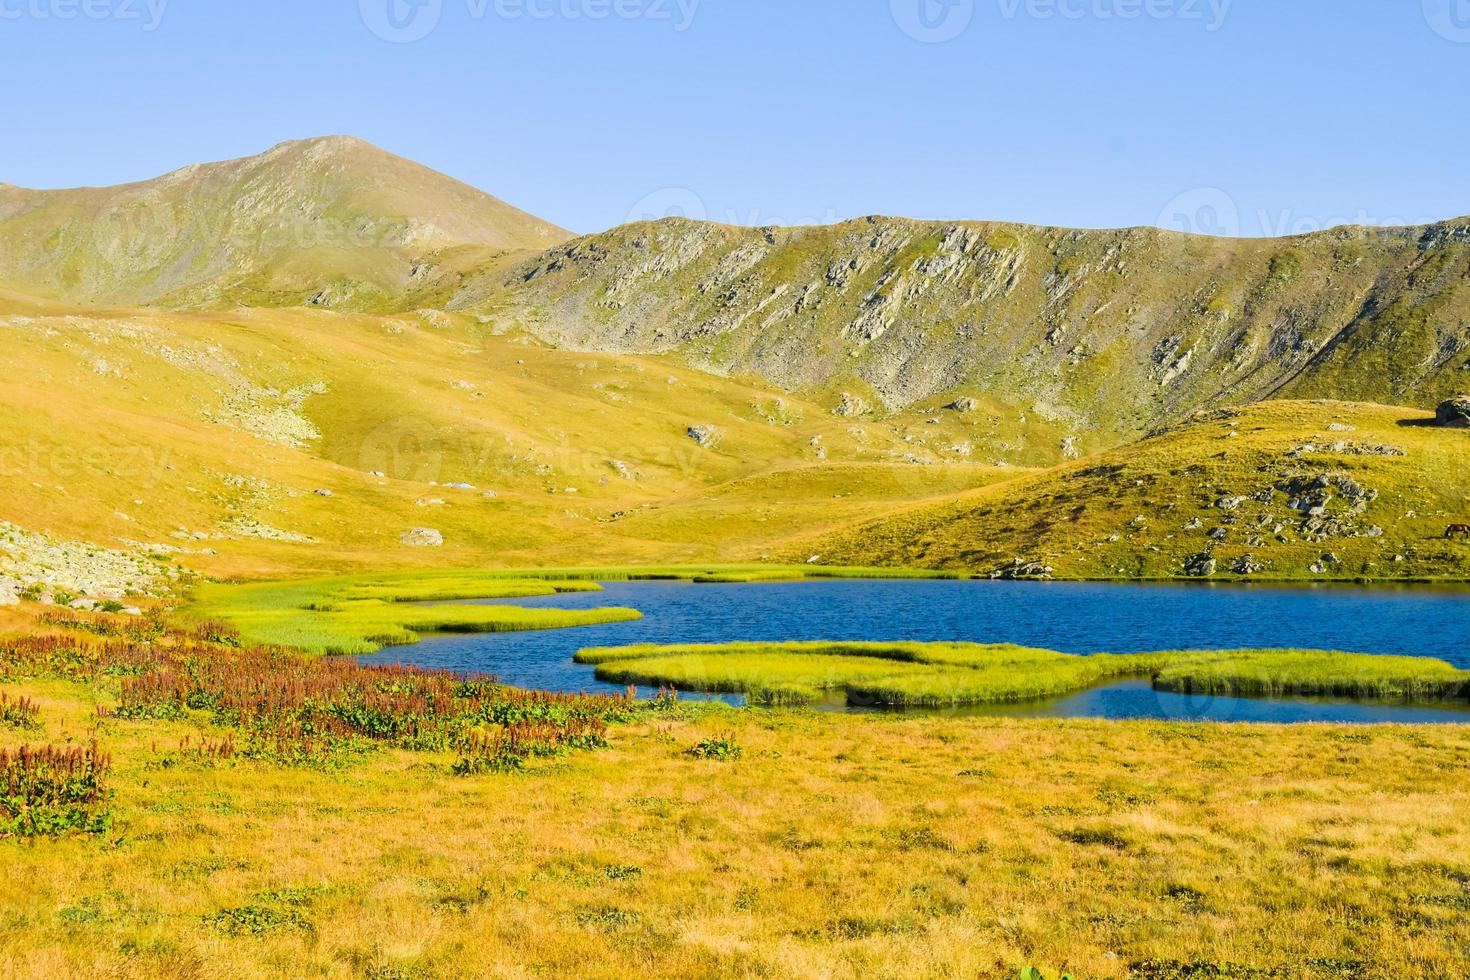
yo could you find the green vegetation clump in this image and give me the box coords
[1152,650,1470,701]
[0,693,40,730]
[688,734,742,761]
[188,571,645,654]
[577,641,1470,708]
[0,741,113,838]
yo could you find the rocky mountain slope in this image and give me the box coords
[439,215,1470,458]
[0,136,568,309]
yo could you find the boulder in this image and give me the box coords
[401,528,444,548]
[686,425,723,448]
[1436,395,1470,428]
[0,589,19,607]
[946,397,978,413]
[1184,552,1217,577]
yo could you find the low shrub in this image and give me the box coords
[689,734,742,761]
[0,741,113,838]
[0,692,40,730]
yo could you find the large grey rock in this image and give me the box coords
[401,528,444,548]
[1184,552,1217,577]
[1436,395,1470,428]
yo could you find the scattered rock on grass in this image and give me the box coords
[687,425,723,448]
[400,528,444,548]
[989,558,1054,580]
[1230,555,1265,575]
[1184,553,1217,577]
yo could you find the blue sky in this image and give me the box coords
[3,0,1467,235]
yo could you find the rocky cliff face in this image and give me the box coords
[448,215,1470,445]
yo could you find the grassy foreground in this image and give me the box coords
[3,680,1470,975]
[576,641,1470,707]
[2,610,1470,976]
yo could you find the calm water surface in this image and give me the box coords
[356,579,1470,724]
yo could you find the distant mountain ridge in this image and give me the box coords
[444,214,1470,444]
[3,137,1467,456]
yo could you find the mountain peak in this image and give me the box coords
[0,137,571,308]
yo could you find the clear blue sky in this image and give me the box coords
[3,0,1467,236]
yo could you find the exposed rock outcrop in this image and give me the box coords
[1437,395,1470,429]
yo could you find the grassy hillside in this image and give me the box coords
[0,291,1013,594]
[0,136,568,309]
[446,215,1470,451]
[804,401,1470,581]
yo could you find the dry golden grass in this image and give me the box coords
[2,676,1468,979]
[0,295,1011,583]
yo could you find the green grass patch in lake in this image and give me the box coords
[575,642,1470,708]
[188,571,641,654]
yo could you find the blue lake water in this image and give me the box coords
[356,579,1470,724]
